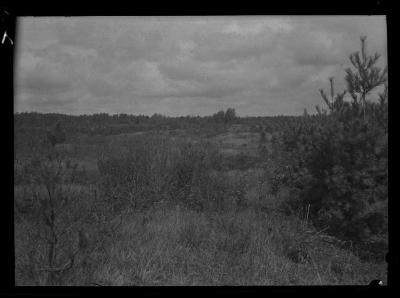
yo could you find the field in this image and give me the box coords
[14,118,387,286]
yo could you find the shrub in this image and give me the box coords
[14,150,92,285]
[169,140,225,211]
[97,136,228,213]
[97,136,174,213]
[47,121,67,148]
[268,37,388,256]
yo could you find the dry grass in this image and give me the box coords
[14,126,387,286]
[15,202,387,285]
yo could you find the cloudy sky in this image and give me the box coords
[14,16,387,116]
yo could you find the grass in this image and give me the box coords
[14,124,387,286]
[15,199,387,286]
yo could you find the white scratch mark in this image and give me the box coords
[1,30,13,45]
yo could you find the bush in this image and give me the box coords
[47,121,67,148]
[14,150,93,285]
[167,140,227,211]
[97,136,174,212]
[268,37,388,256]
[97,136,228,213]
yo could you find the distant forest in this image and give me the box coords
[14,109,300,136]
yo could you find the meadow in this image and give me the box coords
[14,118,387,286]
[14,37,388,286]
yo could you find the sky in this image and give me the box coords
[14,16,387,117]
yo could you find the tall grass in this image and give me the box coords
[16,204,386,285]
[15,121,387,285]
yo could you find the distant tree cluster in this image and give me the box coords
[212,108,237,123]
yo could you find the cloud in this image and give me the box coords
[17,59,74,94]
[191,30,280,63]
[15,88,86,114]
[15,16,387,116]
[290,33,344,66]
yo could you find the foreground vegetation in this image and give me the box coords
[267,37,388,260]
[14,37,387,285]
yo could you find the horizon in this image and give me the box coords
[14,109,306,118]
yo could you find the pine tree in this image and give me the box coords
[344,36,387,120]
